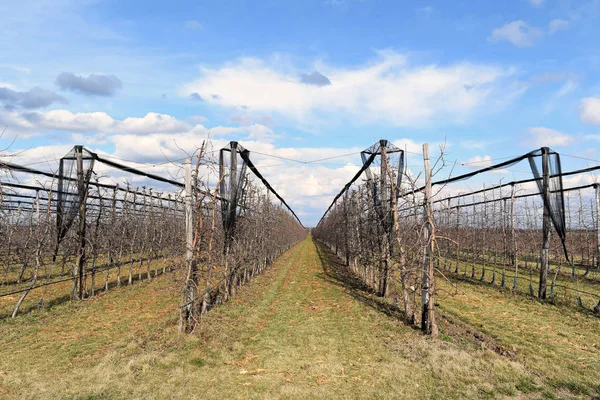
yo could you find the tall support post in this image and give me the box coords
[35,189,40,225]
[343,190,350,267]
[53,158,65,262]
[421,143,438,336]
[180,158,197,332]
[74,145,88,300]
[185,159,194,277]
[379,142,390,297]
[539,147,550,299]
[511,184,518,290]
[229,142,238,234]
[455,198,461,273]
[227,143,238,297]
[510,184,516,265]
[595,184,600,269]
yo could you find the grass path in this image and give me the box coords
[0,236,579,399]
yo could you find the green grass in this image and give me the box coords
[438,255,600,310]
[437,276,600,397]
[0,255,179,318]
[1,236,597,399]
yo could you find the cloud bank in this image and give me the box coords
[181,51,518,127]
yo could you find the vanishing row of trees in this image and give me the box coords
[314,141,440,335]
[1,141,306,324]
[180,142,307,332]
[314,142,600,338]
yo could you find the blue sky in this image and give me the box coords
[2,0,600,225]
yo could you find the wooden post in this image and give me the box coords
[35,189,40,225]
[379,142,390,297]
[482,184,487,276]
[106,186,118,292]
[343,190,350,267]
[511,184,518,290]
[455,198,460,273]
[594,184,600,268]
[180,158,197,332]
[421,143,438,336]
[74,145,88,300]
[539,147,550,299]
[227,143,238,297]
[53,157,65,263]
[185,159,193,276]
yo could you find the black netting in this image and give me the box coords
[56,146,95,247]
[218,141,304,252]
[361,139,404,212]
[528,148,568,260]
[318,140,404,227]
[386,146,568,260]
[219,142,249,250]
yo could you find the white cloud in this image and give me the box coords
[417,6,434,14]
[0,110,201,136]
[13,66,32,74]
[491,18,571,48]
[579,97,600,125]
[34,110,116,132]
[0,82,17,90]
[391,138,423,155]
[463,155,493,168]
[544,77,578,113]
[181,51,517,127]
[526,127,574,147]
[184,20,203,30]
[490,20,544,47]
[529,0,544,7]
[554,78,578,97]
[529,72,566,84]
[549,19,570,33]
[121,113,190,134]
[458,154,509,174]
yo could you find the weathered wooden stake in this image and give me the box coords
[594,184,600,268]
[74,145,88,300]
[379,143,390,297]
[539,147,550,299]
[180,158,197,332]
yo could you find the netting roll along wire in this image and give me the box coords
[361,140,404,212]
[219,142,249,248]
[317,140,405,228]
[528,148,568,260]
[56,146,95,248]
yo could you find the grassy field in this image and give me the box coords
[0,255,178,319]
[438,255,600,310]
[437,277,600,397]
[1,236,598,399]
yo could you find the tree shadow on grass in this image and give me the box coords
[313,240,417,330]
